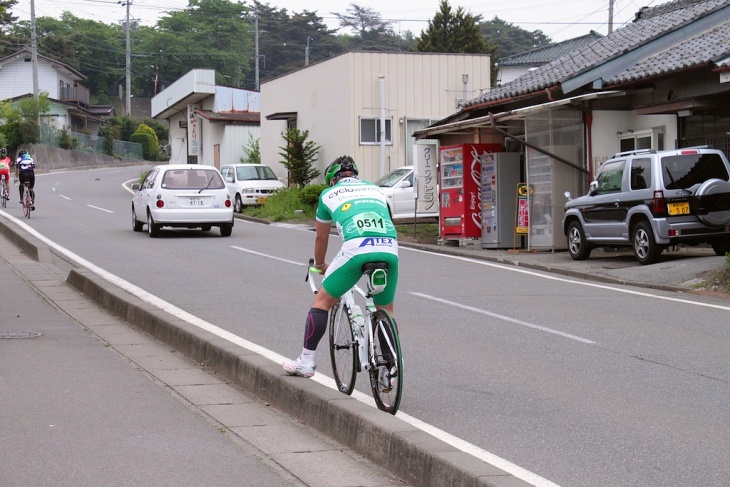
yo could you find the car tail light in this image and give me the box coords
[680,150,699,155]
[652,190,666,216]
[156,200,164,208]
[668,229,678,236]
[225,199,231,208]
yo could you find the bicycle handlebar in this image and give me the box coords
[305,258,323,294]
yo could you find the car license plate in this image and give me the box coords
[187,197,203,206]
[257,197,266,205]
[668,202,689,215]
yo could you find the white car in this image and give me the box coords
[131,164,234,237]
[374,165,439,219]
[220,163,286,212]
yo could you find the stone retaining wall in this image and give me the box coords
[18,143,149,173]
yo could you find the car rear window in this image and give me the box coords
[236,165,278,181]
[661,153,730,189]
[161,169,225,189]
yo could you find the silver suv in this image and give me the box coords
[562,146,730,264]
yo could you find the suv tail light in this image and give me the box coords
[652,190,666,216]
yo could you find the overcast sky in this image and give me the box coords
[12,0,645,44]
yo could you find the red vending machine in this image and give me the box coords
[439,143,503,240]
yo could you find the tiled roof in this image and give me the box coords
[605,21,730,84]
[464,0,730,108]
[499,32,604,66]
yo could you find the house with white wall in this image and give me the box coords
[151,69,260,168]
[0,46,112,133]
[260,51,492,184]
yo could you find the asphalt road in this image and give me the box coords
[3,165,729,487]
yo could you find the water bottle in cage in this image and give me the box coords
[350,304,365,335]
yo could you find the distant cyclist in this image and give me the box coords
[283,155,399,378]
[0,148,11,201]
[15,149,36,210]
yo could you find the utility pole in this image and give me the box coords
[30,0,40,126]
[305,36,313,66]
[254,13,260,90]
[123,0,132,117]
[608,0,615,34]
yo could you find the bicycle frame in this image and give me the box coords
[305,262,373,373]
[305,258,402,414]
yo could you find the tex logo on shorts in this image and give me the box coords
[341,203,352,211]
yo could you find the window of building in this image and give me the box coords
[360,117,392,145]
[619,127,664,152]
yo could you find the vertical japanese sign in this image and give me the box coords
[187,104,199,157]
[516,183,530,235]
[415,141,438,214]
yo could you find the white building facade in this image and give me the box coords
[151,69,261,168]
[260,51,492,184]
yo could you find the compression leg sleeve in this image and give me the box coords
[303,308,329,351]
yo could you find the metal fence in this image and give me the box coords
[40,126,144,160]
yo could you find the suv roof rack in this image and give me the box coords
[680,145,714,150]
[611,149,656,158]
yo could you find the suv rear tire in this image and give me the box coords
[567,221,592,260]
[711,237,730,256]
[633,221,661,265]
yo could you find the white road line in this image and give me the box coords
[231,246,304,265]
[0,220,563,487]
[403,247,730,311]
[412,292,596,344]
[87,205,114,213]
[60,195,71,201]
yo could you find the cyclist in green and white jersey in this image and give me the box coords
[283,155,399,378]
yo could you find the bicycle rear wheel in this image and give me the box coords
[1,188,6,208]
[328,301,357,395]
[23,191,30,219]
[368,309,403,415]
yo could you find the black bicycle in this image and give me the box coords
[21,180,32,219]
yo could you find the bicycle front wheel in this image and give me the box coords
[368,309,403,415]
[328,301,357,395]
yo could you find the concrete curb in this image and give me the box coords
[2,217,532,487]
[66,266,532,487]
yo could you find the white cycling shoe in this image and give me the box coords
[283,357,316,378]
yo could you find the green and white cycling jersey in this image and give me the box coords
[316,177,397,241]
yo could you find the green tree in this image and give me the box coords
[417,0,498,84]
[17,92,51,123]
[101,116,138,142]
[142,118,169,147]
[333,3,393,36]
[0,0,16,25]
[480,17,551,59]
[133,123,159,160]
[247,1,343,88]
[331,3,415,52]
[278,128,320,188]
[241,133,260,164]
[153,0,252,88]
